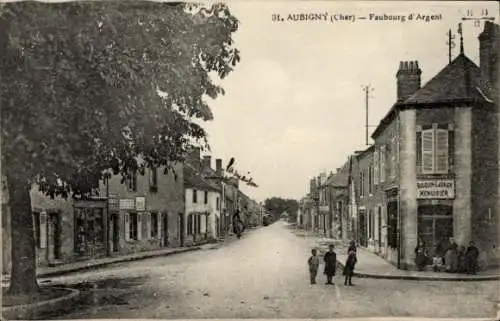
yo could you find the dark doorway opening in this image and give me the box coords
[163,213,169,247]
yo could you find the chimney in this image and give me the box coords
[202,155,211,170]
[216,159,223,176]
[396,60,422,102]
[188,147,201,165]
[479,21,500,92]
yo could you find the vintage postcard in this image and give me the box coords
[1,0,499,320]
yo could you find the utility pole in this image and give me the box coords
[362,85,374,145]
[446,29,456,63]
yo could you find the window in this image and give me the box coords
[129,213,138,240]
[149,167,158,192]
[368,165,373,194]
[374,149,379,185]
[390,137,398,178]
[127,170,137,192]
[192,189,197,203]
[197,214,201,234]
[151,212,158,238]
[421,125,450,174]
[360,171,365,197]
[380,145,386,182]
[204,191,208,204]
[216,197,220,210]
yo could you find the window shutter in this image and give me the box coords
[436,129,449,173]
[416,132,422,173]
[391,138,397,178]
[137,213,142,240]
[40,212,47,249]
[125,213,130,241]
[380,146,386,182]
[157,213,163,240]
[146,212,151,239]
[374,149,379,185]
[422,129,434,173]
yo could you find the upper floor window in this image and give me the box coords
[419,124,451,174]
[368,165,373,194]
[380,145,386,182]
[374,149,379,185]
[216,197,220,210]
[360,170,365,197]
[204,191,208,204]
[192,189,198,203]
[390,137,398,178]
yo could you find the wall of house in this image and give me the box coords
[101,163,184,254]
[30,187,75,266]
[471,105,499,267]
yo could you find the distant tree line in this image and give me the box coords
[264,197,298,222]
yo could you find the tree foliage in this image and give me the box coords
[0,0,240,294]
[264,197,298,222]
[1,0,240,196]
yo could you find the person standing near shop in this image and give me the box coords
[344,249,357,286]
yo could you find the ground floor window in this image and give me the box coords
[417,205,453,256]
[74,207,105,256]
[129,213,138,240]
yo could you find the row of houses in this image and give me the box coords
[1,147,265,273]
[298,21,500,270]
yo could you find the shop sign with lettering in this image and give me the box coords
[416,179,455,199]
[135,197,146,211]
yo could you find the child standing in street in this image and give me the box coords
[308,249,320,284]
[343,250,357,286]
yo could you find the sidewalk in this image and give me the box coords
[2,243,217,286]
[298,231,500,281]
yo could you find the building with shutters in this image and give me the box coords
[183,148,222,245]
[1,160,184,272]
[370,22,499,269]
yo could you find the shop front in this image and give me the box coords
[73,199,108,259]
[416,179,455,258]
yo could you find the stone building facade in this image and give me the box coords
[369,22,499,269]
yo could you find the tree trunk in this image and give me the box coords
[6,172,39,295]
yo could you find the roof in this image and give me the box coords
[324,160,350,188]
[401,54,485,105]
[372,53,495,139]
[184,162,221,192]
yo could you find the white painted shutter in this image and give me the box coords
[374,149,379,185]
[422,129,434,173]
[436,129,449,173]
[390,138,397,178]
[40,212,47,249]
[125,213,130,241]
[137,213,142,240]
[157,213,162,240]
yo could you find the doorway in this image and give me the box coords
[358,210,367,247]
[162,213,169,247]
[378,206,382,249]
[111,213,119,252]
[417,205,453,256]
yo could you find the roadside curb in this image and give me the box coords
[38,246,202,278]
[1,287,79,320]
[336,261,500,281]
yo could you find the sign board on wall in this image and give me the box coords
[119,199,135,210]
[417,179,455,199]
[135,197,146,211]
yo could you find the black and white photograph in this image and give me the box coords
[1,0,499,320]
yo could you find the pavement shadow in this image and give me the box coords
[31,276,149,320]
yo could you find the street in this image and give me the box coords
[35,221,498,319]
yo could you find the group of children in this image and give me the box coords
[308,241,357,286]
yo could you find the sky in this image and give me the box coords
[7,0,498,203]
[198,0,500,203]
